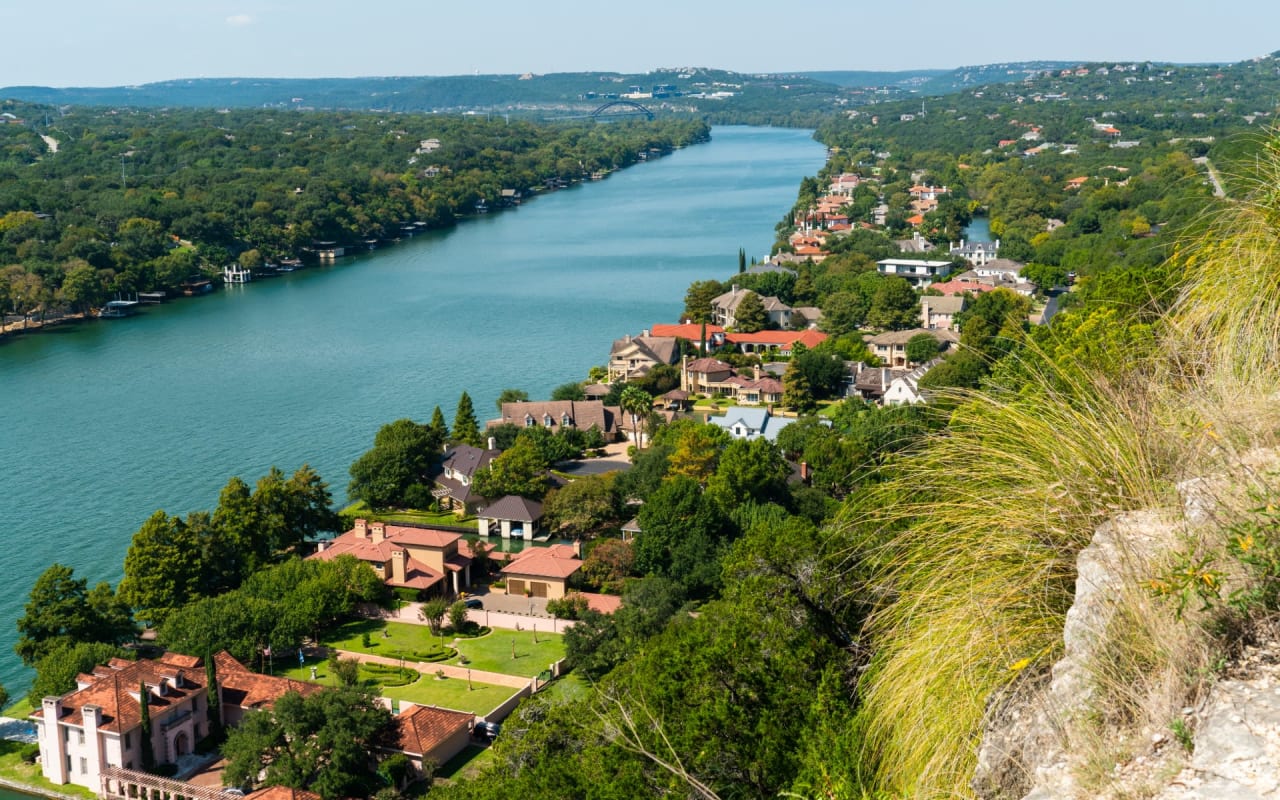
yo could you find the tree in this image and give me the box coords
[221,686,396,800]
[682,280,724,324]
[581,539,635,593]
[205,652,223,740]
[634,477,729,597]
[782,361,816,413]
[738,247,746,273]
[28,642,128,705]
[471,437,551,500]
[425,405,450,443]
[119,510,204,627]
[213,476,266,579]
[16,564,133,666]
[448,600,468,633]
[791,348,846,399]
[139,680,156,772]
[420,599,448,635]
[452,392,483,447]
[496,388,529,411]
[819,290,869,336]
[667,423,731,484]
[0,680,7,711]
[619,386,654,449]
[905,332,942,364]
[348,419,442,509]
[867,276,919,330]
[542,473,623,538]
[733,291,767,332]
[706,438,791,509]
[551,381,586,401]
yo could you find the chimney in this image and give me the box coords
[487,436,497,451]
[800,462,810,483]
[354,518,368,539]
[731,284,739,295]
[642,328,650,337]
[753,364,761,381]
[370,522,386,544]
[572,539,582,558]
[624,333,631,343]
[390,549,406,584]
[316,540,327,553]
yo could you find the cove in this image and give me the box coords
[0,125,827,696]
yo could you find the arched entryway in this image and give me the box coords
[172,731,190,757]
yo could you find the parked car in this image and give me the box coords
[473,720,501,741]
[464,597,483,609]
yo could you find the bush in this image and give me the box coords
[19,742,40,763]
[547,593,591,620]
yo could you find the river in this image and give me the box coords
[0,125,826,699]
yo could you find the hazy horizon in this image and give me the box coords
[2,0,1276,89]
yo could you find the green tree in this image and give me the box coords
[425,405,450,443]
[905,332,942,364]
[707,438,791,509]
[733,290,768,332]
[347,419,442,509]
[666,422,731,484]
[682,280,724,324]
[581,538,635,593]
[472,437,550,500]
[619,386,654,449]
[819,290,870,336]
[782,361,816,413]
[452,392,483,447]
[221,686,396,800]
[28,642,128,705]
[738,247,747,273]
[542,473,623,538]
[420,599,448,636]
[448,600,468,633]
[550,381,586,401]
[205,652,223,740]
[634,477,729,597]
[119,511,203,627]
[16,564,133,666]
[139,680,155,772]
[213,476,265,580]
[495,388,529,411]
[867,276,919,330]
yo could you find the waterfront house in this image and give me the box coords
[33,651,316,791]
[724,329,827,356]
[949,239,1001,266]
[876,258,955,289]
[607,332,680,383]
[310,519,473,597]
[710,286,793,329]
[431,444,501,515]
[490,400,622,440]
[500,543,582,599]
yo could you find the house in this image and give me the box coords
[920,295,966,330]
[606,332,680,383]
[33,651,317,791]
[883,358,943,406]
[724,329,828,356]
[621,517,641,543]
[851,364,907,402]
[895,232,935,253]
[927,279,1001,297]
[310,519,473,596]
[390,703,474,777]
[708,406,797,442]
[710,286,793,329]
[649,322,726,350]
[431,444,500,515]
[491,400,622,439]
[949,239,1001,266]
[876,258,955,288]
[477,495,544,539]
[681,357,737,395]
[501,543,582,599]
[865,328,957,367]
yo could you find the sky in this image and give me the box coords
[2,0,1277,87]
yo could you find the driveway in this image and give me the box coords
[557,441,632,476]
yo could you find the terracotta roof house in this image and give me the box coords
[681,356,736,395]
[33,651,316,791]
[389,703,474,777]
[501,544,583,599]
[927,279,1001,296]
[865,328,958,368]
[649,322,726,351]
[490,400,621,439]
[477,495,544,540]
[310,519,473,597]
[725,329,828,355]
[708,406,797,443]
[710,286,793,329]
[431,444,500,515]
[606,332,680,383]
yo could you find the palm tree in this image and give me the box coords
[619,386,653,450]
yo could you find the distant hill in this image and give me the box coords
[804,61,1085,94]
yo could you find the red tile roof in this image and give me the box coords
[927,280,1000,296]
[650,322,725,340]
[215,651,321,710]
[394,704,474,757]
[501,544,583,580]
[580,593,623,614]
[725,330,828,349]
[33,652,207,732]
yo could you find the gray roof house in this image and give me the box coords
[709,406,797,442]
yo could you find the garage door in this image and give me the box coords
[507,579,525,595]
[531,581,549,598]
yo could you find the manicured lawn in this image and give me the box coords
[1,697,35,719]
[536,672,590,705]
[450,630,565,678]
[0,740,95,799]
[322,619,454,661]
[340,501,473,526]
[435,743,496,783]
[278,657,515,716]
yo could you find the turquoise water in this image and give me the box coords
[963,215,992,242]
[0,126,826,698]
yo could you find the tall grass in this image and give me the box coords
[835,131,1280,798]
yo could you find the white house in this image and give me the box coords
[876,258,955,288]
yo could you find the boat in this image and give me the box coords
[98,299,140,319]
[180,278,213,296]
[277,258,303,272]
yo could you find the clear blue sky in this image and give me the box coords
[2,0,1276,87]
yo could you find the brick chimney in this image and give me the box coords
[354,518,368,539]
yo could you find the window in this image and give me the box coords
[79,757,87,775]
[78,729,85,745]
[124,732,131,749]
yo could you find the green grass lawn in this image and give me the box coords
[536,672,590,705]
[341,501,473,527]
[435,743,496,784]
[279,655,516,716]
[322,619,454,661]
[0,740,95,799]
[1,697,35,719]
[450,630,565,678]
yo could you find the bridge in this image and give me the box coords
[590,100,654,121]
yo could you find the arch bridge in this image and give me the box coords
[590,100,654,121]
